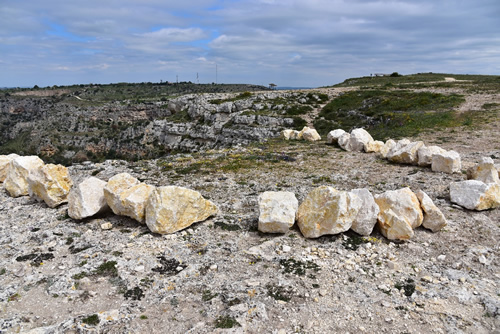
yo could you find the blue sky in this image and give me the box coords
[1,0,499,87]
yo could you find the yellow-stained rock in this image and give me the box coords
[415,190,447,232]
[365,140,385,154]
[104,173,154,223]
[28,164,73,208]
[145,186,218,234]
[4,156,45,197]
[387,140,424,165]
[297,186,361,238]
[450,180,500,211]
[258,191,298,233]
[375,188,423,240]
[0,153,19,182]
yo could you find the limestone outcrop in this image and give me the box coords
[145,186,218,234]
[297,186,361,238]
[103,173,154,223]
[27,164,73,208]
[258,191,298,233]
[4,156,45,197]
[450,180,500,211]
[68,177,109,220]
[374,188,423,240]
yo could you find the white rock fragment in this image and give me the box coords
[326,129,346,145]
[386,140,424,165]
[145,186,218,234]
[281,129,298,140]
[4,156,45,197]
[450,180,500,211]
[350,188,379,236]
[101,222,113,230]
[365,140,385,154]
[415,190,448,232]
[258,191,298,233]
[349,128,374,152]
[0,153,19,182]
[374,188,423,240]
[417,145,446,167]
[68,177,109,219]
[467,157,500,184]
[27,164,73,208]
[104,173,154,223]
[301,128,321,142]
[431,150,461,174]
[297,186,362,238]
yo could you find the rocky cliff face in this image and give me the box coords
[0,86,327,163]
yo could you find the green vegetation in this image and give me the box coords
[395,278,416,297]
[214,315,241,328]
[279,258,320,276]
[315,89,468,139]
[82,314,100,326]
[266,284,293,302]
[95,261,118,277]
[209,91,253,104]
[201,289,218,301]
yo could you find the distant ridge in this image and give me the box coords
[276,86,314,90]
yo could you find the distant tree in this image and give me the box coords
[269,83,277,90]
[33,85,39,89]
[390,72,402,77]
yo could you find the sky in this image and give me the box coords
[1,0,499,88]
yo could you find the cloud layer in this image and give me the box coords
[1,0,499,87]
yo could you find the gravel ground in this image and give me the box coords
[1,90,500,334]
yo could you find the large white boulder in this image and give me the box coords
[145,186,218,234]
[431,150,461,174]
[68,177,109,219]
[258,191,298,233]
[0,153,19,182]
[415,190,447,232]
[297,186,361,238]
[450,180,500,211]
[350,188,379,236]
[104,173,154,223]
[349,128,374,152]
[326,129,346,145]
[4,156,45,197]
[297,126,311,140]
[374,188,423,240]
[302,128,321,142]
[386,140,424,165]
[467,157,499,184]
[337,132,353,151]
[417,145,446,167]
[379,139,397,158]
[27,164,73,208]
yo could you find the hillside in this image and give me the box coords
[1,74,500,333]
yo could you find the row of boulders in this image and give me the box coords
[327,128,462,173]
[0,154,218,234]
[281,126,321,142]
[258,186,447,240]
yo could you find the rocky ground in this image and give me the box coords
[1,112,500,333]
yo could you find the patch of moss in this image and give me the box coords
[16,253,54,267]
[201,289,218,302]
[94,261,118,277]
[342,233,369,251]
[152,256,186,276]
[279,258,320,276]
[214,221,241,231]
[214,315,241,328]
[82,314,100,326]
[124,286,145,300]
[266,284,293,302]
[395,278,416,297]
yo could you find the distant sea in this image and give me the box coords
[276,87,314,90]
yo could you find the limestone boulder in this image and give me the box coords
[350,128,374,152]
[302,128,321,142]
[467,157,499,184]
[326,129,346,145]
[297,126,311,140]
[0,153,19,182]
[338,133,353,151]
[297,186,361,238]
[351,188,379,236]
[374,188,423,240]
[145,186,218,234]
[450,180,500,211]
[281,129,295,140]
[417,145,446,167]
[379,139,396,158]
[27,164,73,208]
[415,190,447,232]
[68,177,109,219]
[4,156,45,197]
[365,140,385,154]
[387,140,424,165]
[258,191,298,233]
[104,173,154,223]
[431,150,461,174]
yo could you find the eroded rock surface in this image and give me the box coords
[68,177,109,219]
[4,156,45,197]
[450,180,500,211]
[258,191,298,233]
[416,189,447,232]
[27,164,73,208]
